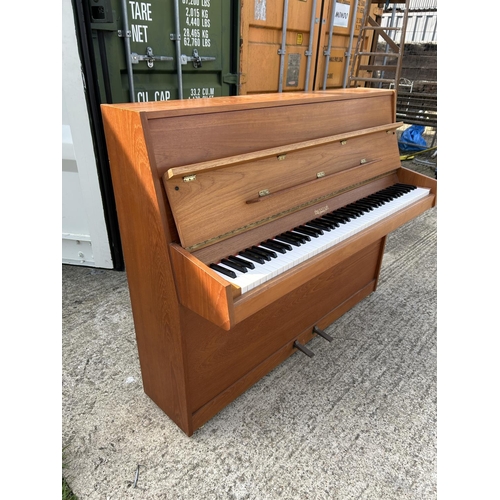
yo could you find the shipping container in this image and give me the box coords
[239,0,378,94]
[87,0,240,103]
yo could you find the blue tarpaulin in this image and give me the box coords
[398,125,428,152]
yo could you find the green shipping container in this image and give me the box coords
[68,0,239,270]
[88,0,240,103]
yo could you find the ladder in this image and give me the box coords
[348,0,410,93]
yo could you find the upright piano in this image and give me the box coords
[101,89,437,436]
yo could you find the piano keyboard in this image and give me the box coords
[209,184,430,294]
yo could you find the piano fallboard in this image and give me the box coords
[163,122,403,251]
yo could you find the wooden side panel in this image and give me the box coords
[398,166,437,205]
[169,244,237,331]
[100,106,193,435]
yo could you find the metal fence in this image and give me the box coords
[383,0,437,12]
[407,0,437,11]
[382,1,437,128]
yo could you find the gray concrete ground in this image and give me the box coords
[62,159,437,500]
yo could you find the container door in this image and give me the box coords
[239,0,377,95]
[314,0,377,90]
[239,0,324,94]
[88,0,239,103]
[63,0,114,268]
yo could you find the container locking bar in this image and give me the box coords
[131,47,174,68]
[180,49,216,69]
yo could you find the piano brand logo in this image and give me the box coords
[314,205,329,215]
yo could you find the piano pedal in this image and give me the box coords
[313,326,333,342]
[293,340,315,358]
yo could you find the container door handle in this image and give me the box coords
[131,46,174,69]
[181,49,216,69]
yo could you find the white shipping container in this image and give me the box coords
[62,0,113,268]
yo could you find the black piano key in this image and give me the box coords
[323,213,348,224]
[311,220,330,230]
[394,183,416,191]
[380,185,400,193]
[253,245,277,258]
[221,259,248,273]
[307,220,331,231]
[294,226,322,237]
[227,255,255,269]
[386,184,406,192]
[210,263,237,279]
[275,235,302,247]
[279,232,303,244]
[368,193,393,203]
[352,201,374,211]
[261,240,290,253]
[266,239,293,251]
[328,210,351,221]
[335,209,357,219]
[361,197,383,207]
[318,217,339,228]
[382,190,402,198]
[286,231,310,243]
[342,206,363,216]
[248,246,272,260]
[239,250,266,264]
[349,202,371,213]
[344,204,365,215]
[383,187,405,196]
[285,229,311,243]
[375,189,393,198]
[363,195,382,203]
[384,186,404,194]
[363,197,382,206]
